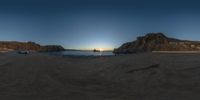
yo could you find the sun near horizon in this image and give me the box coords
[76,47,112,51]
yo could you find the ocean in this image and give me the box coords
[49,51,114,56]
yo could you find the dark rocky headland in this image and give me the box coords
[114,32,200,54]
[0,41,65,52]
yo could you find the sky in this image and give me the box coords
[0,0,200,50]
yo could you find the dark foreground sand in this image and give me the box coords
[0,52,200,100]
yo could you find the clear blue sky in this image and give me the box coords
[0,0,200,50]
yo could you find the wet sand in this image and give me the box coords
[0,52,200,100]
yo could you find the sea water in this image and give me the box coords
[50,51,114,56]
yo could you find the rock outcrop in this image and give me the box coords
[113,33,200,54]
[0,41,65,52]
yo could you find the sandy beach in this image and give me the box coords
[0,52,200,100]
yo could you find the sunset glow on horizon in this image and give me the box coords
[0,0,200,50]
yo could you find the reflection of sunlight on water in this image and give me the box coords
[99,48,104,56]
[100,51,102,56]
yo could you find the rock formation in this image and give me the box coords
[113,32,200,54]
[0,41,65,52]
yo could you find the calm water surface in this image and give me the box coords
[50,51,114,56]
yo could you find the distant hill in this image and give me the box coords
[0,41,65,52]
[113,33,200,54]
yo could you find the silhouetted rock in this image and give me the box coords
[0,41,65,52]
[113,32,200,54]
[93,49,100,52]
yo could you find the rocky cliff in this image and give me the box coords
[0,41,65,52]
[113,33,200,54]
